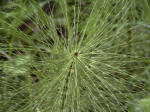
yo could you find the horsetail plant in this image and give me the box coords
[0,0,150,112]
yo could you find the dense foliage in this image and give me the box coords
[0,0,150,112]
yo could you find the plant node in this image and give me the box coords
[74,52,78,57]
